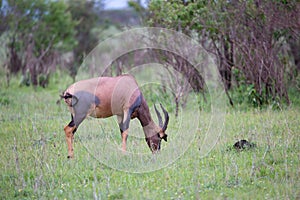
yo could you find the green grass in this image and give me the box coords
[0,73,299,199]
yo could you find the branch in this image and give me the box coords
[38,35,56,61]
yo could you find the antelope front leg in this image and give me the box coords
[121,129,128,152]
[117,114,130,153]
[64,125,76,158]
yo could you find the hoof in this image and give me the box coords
[67,155,74,159]
[121,149,127,155]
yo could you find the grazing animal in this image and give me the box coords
[61,74,169,158]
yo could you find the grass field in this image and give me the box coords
[0,72,299,199]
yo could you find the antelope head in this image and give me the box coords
[144,104,169,152]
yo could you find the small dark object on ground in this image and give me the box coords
[233,139,256,150]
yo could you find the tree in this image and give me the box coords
[2,0,76,87]
[147,0,300,106]
[147,0,234,105]
[67,0,102,82]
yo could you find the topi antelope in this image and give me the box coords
[61,74,169,158]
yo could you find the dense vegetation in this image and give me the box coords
[146,0,300,107]
[1,0,299,108]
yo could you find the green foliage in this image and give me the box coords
[230,67,298,109]
[19,70,31,87]
[288,87,300,107]
[66,0,102,79]
[233,84,262,108]
[230,83,285,110]
[0,92,10,106]
[128,0,145,13]
[41,1,77,51]
[0,0,78,87]
[6,0,76,54]
[140,84,174,112]
[148,1,194,29]
[148,0,218,35]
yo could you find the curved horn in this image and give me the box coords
[160,103,169,131]
[154,104,163,128]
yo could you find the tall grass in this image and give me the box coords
[0,72,299,199]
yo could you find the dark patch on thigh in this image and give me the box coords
[119,94,142,132]
[129,94,142,116]
[72,91,101,127]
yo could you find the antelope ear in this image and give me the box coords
[162,134,168,142]
[158,130,168,142]
[158,131,167,141]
